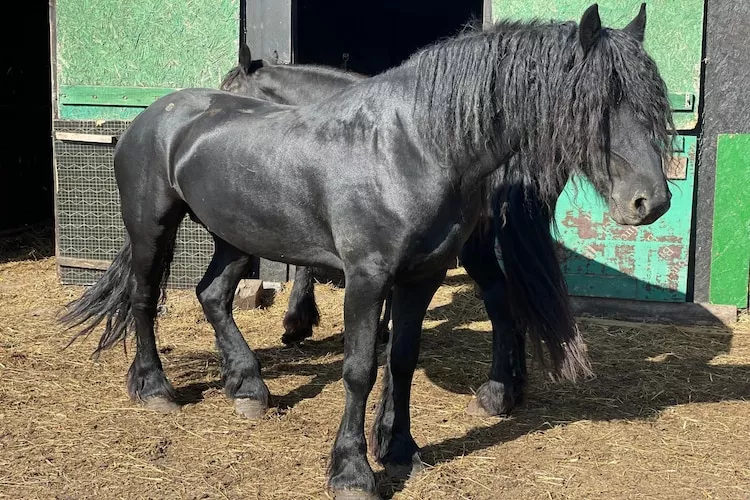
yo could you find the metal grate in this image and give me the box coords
[54,120,215,288]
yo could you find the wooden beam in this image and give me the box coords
[54,131,117,144]
[56,256,111,271]
[58,85,177,108]
[571,296,738,327]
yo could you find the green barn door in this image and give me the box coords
[492,0,705,302]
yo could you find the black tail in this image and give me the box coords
[494,184,593,382]
[59,237,173,356]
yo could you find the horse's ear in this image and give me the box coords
[239,43,252,73]
[623,3,647,42]
[579,4,602,53]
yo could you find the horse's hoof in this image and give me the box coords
[234,398,268,419]
[332,490,380,500]
[383,453,426,481]
[281,329,313,346]
[466,397,493,417]
[142,396,180,413]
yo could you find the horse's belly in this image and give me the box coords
[175,160,340,269]
[398,219,477,281]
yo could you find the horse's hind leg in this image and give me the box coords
[124,200,186,413]
[197,236,270,418]
[281,266,320,345]
[282,267,393,347]
[460,225,526,417]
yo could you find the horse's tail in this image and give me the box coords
[59,236,173,356]
[494,184,593,382]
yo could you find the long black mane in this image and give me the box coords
[410,18,674,207]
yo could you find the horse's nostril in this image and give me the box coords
[633,197,648,217]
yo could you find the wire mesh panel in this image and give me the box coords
[54,120,215,288]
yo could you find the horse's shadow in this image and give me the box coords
[167,279,745,498]
[378,277,746,496]
[169,332,351,408]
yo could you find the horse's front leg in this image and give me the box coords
[328,267,391,499]
[371,268,447,478]
[460,226,527,417]
[281,266,321,345]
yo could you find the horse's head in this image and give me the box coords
[578,3,673,226]
[607,102,671,226]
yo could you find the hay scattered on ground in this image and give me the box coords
[1,243,749,499]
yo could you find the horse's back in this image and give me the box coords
[121,88,272,138]
[114,88,286,174]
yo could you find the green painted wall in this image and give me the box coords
[554,137,697,302]
[57,0,239,88]
[56,0,239,119]
[57,85,176,120]
[492,0,704,130]
[710,134,750,308]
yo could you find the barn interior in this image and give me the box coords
[0,2,53,232]
[294,0,485,75]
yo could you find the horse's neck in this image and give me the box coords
[259,65,359,87]
[391,61,520,194]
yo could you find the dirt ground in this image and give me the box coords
[1,231,749,499]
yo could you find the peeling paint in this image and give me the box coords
[561,211,598,239]
[657,245,683,261]
[614,245,635,275]
[553,137,696,303]
[609,225,639,242]
[643,231,682,243]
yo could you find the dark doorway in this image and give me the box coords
[0,2,54,231]
[294,0,485,75]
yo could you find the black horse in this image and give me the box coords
[63,5,673,497]
[221,47,399,346]
[220,43,574,418]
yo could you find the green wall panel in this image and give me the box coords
[554,137,697,302]
[58,85,176,120]
[56,0,238,89]
[492,0,704,130]
[59,105,144,121]
[710,134,750,308]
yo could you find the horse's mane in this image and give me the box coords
[410,18,674,208]
[220,65,246,91]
